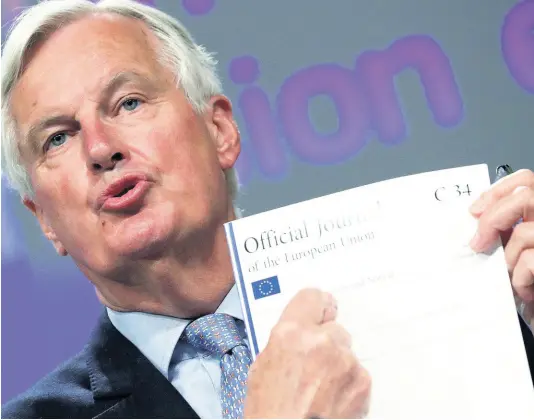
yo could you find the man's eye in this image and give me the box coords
[121,98,141,112]
[45,132,68,151]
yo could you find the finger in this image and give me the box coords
[511,248,534,302]
[469,186,534,252]
[347,367,372,419]
[338,352,372,419]
[503,222,534,272]
[469,169,534,217]
[321,321,352,348]
[310,348,368,419]
[279,288,337,326]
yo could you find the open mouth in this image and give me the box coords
[99,175,151,212]
[114,185,136,198]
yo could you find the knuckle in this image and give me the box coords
[310,330,333,351]
[324,321,350,344]
[289,288,327,312]
[271,321,299,342]
[299,330,336,360]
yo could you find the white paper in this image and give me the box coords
[225,164,534,418]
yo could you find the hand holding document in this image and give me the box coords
[225,164,534,418]
[243,289,371,419]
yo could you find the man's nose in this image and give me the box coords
[83,120,129,172]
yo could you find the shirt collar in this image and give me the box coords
[107,285,244,378]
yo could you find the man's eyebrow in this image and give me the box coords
[100,71,156,107]
[25,115,78,153]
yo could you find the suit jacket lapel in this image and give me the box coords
[87,310,199,419]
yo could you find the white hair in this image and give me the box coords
[1,0,239,201]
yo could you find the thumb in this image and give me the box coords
[278,288,337,326]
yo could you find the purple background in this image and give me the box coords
[2,0,533,403]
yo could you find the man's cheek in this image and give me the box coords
[44,179,88,219]
[139,128,174,159]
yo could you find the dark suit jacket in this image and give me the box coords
[2,311,200,419]
[2,311,534,419]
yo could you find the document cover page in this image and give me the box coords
[225,164,534,418]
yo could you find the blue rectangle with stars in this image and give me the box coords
[251,276,281,300]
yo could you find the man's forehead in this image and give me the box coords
[18,14,160,82]
[21,13,156,63]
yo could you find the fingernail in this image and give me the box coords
[328,293,338,311]
[326,292,338,310]
[322,295,338,322]
[469,231,484,252]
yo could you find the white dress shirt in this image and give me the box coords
[107,286,249,419]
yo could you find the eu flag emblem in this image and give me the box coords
[251,276,281,300]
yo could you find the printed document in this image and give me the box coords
[224,164,534,418]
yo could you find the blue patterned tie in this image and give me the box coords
[181,313,252,419]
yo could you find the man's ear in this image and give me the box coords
[204,95,241,170]
[23,198,68,256]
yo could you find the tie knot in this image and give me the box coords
[182,313,245,356]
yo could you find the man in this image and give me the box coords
[0,0,532,418]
